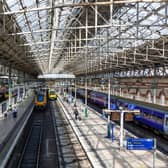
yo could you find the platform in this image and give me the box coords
[0,94,34,167]
[58,95,168,168]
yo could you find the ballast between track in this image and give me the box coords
[7,100,92,168]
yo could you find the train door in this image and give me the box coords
[164,115,168,135]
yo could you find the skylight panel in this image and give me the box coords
[22,0,35,7]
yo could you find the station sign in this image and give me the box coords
[127,138,155,150]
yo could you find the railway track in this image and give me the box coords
[18,103,61,168]
[11,103,59,168]
[8,100,92,168]
[17,118,43,167]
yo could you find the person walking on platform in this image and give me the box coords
[68,94,73,104]
[13,106,17,118]
[73,103,78,120]
[63,91,66,101]
[4,111,7,118]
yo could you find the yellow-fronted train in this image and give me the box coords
[35,91,47,110]
[48,89,57,100]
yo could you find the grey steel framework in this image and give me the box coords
[0,0,168,78]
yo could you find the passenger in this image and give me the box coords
[63,92,66,101]
[73,104,79,120]
[68,94,73,104]
[66,94,69,103]
[13,106,17,118]
[4,111,7,118]
[4,107,12,118]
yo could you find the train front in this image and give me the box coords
[35,91,47,110]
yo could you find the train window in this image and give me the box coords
[152,115,158,122]
[143,112,152,119]
[142,112,146,117]
[49,91,56,95]
[143,112,147,117]
[165,117,168,126]
[156,116,163,124]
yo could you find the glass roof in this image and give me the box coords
[6,0,52,73]
[3,1,168,76]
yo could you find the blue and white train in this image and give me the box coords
[76,88,168,135]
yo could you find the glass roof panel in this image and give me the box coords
[4,0,168,75]
[6,0,52,73]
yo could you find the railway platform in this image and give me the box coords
[0,94,34,167]
[58,95,168,168]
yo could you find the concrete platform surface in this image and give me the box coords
[0,95,34,145]
[58,95,168,168]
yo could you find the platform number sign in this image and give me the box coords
[126,138,157,168]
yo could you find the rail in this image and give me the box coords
[17,120,43,167]
[49,102,61,168]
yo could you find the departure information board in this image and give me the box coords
[127,138,155,150]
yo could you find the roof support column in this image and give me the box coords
[74,30,77,55]
[8,64,12,111]
[71,42,73,60]
[106,28,109,69]
[84,3,88,116]
[163,39,165,57]
[95,0,98,35]
[152,65,157,104]
[165,2,168,24]
[68,43,70,62]
[48,0,61,72]
[110,0,113,25]
[136,2,139,40]
[2,0,6,32]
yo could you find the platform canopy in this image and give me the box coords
[38,73,75,79]
[0,1,168,77]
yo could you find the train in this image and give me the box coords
[48,89,57,100]
[75,88,168,135]
[34,91,47,110]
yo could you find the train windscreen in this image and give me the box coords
[49,91,56,95]
[37,94,44,102]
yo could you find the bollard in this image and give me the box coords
[107,115,111,138]
[107,123,111,138]
[84,107,88,117]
